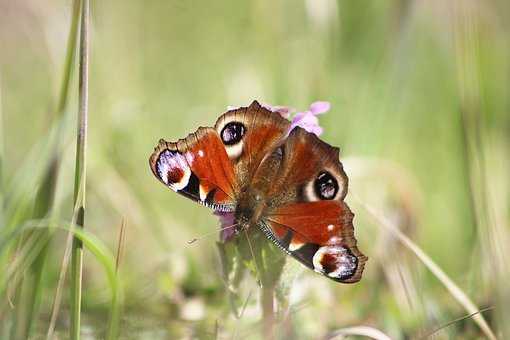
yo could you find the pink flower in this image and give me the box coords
[289,101,330,136]
[214,211,237,242]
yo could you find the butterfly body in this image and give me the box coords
[149,101,367,283]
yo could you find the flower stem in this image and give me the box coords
[262,284,276,340]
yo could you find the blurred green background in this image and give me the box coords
[0,0,508,339]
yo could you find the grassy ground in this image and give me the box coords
[0,0,509,339]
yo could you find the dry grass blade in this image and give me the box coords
[46,229,74,340]
[46,189,86,340]
[421,306,494,339]
[354,196,497,340]
[325,326,392,340]
[115,218,126,272]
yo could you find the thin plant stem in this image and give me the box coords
[46,229,74,340]
[244,230,274,338]
[70,0,89,338]
[261,284,275,340]
[0,73,4,227]
[46,196,86,340]
[242,228,278,340]
[46,0,83,336]
[10,0,82,337]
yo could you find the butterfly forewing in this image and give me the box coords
[213,101,290,190]
[149,127,237,212]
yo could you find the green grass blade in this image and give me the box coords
[0,221,120,340]
[70,0,89,338]
[9,0,82,337]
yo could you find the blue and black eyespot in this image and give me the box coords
[314,171,339,200]
[321,246,358,281]
[221,122,245,145]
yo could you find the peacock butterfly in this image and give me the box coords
[149,101,367,283]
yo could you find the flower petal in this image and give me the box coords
[214,211,236,242]
[290,111,323,136]
[309,101,330,115]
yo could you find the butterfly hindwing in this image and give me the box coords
[263,201,366,283]
[255,127,367,283]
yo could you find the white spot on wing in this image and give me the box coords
[225,141,243,159]
[304,180,319,201]
[199,184,208,201]
[328,236,341,244]
[289,241,304,251]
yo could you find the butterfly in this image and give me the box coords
[149,100,367,283]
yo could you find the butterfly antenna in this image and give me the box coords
[187,222,240,245]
